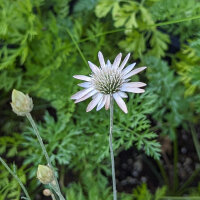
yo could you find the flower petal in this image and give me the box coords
[107,60,112,67]
[122,82,146,88]
[118,91,128,98]
[73,75,91,82]
[113,92,128,113]
[98,51,106,69]
[92,93,98,99]
[123,67,147,79]
[113,53,122,69]
[122,62,136,76]
[71,87,93,100]
[121,87,145,93]
[78,82,91,88]
[88,61,100,73]
[119,53,130,71]
[104,95,110,110]
[96,95,106,111]
[75,90,97,103]
[86,93,103,112]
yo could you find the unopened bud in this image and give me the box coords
[43,189,52,196]
[11,89,33,116]
[37,165,54,184]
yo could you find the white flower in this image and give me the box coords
[71,52,146,113]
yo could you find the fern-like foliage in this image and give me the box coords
[1,0,200,198]
[114,92,161,159]
[73,0,98,13]
[175,37,200,96]
[174,36,200,113]
[133,184,167,200]
[66,171,112,200]
[0,164,26,200]
[0,134,25,158]
[95,0,170,59]
[150,0,200,40]
[15,91,160,185]
[0,0,37,70]
[150,0,199,21]
[144,56,191,138]
[0,69,22,92]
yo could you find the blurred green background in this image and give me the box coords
[1,0,200,199]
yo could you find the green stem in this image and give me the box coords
[51,193,56,200]
[60,165,65,189]
[173,131,178,193]
[156,159,169,186]
[151,14,200,28]
[78,15,200,43]
[78,29,125,43]
[161,197,200,200]
[142,157,163,184]
[109,95,117,200]
[26,113,50,163]
[190,125,200,161]
[66,28,88,67]
[26,113,65,200]
[0,157,31,200]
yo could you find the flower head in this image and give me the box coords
[71,52,146,113]
[11,89,33,116]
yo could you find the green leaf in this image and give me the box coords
[154,186,167,200]
[119,30,146,59]
[133,184,152,200]
[149,30,170,58]
[95,0,116,18]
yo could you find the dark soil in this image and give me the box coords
[115,128,200,194]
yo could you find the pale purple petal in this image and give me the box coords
[73,75,91,82]
[98,51,106,69]
[105,95,110,110]
[107,60,111,67]
[78,82,91,88]
[113,92,128,113]
[75,90,97,103]
[121,87,145,93]
[122,82,146,88]
[113,53,122,69]
[122,63,136,76]
[96,95,106,111]
[118,53,130,71]
[86,93,103,112]
[123,67,147,79]
[71,87,93,100]
[88,61,100,73]
[118,91,128,98]
[92,93,99,99]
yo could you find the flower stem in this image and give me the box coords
[26,113,65,200]
[0,157,31,200]
[109,95,117,200]
[66,28,88,68]
[51,193,56,200]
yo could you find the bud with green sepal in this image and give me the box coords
[37,165,54,184]
[11,89,33,116]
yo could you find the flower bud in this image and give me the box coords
[11,89,33,116]
[43,189,52,196]
[37,165,54,184]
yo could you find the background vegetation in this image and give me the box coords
[1,0,200,199]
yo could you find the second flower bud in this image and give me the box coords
[37,165,54,184]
